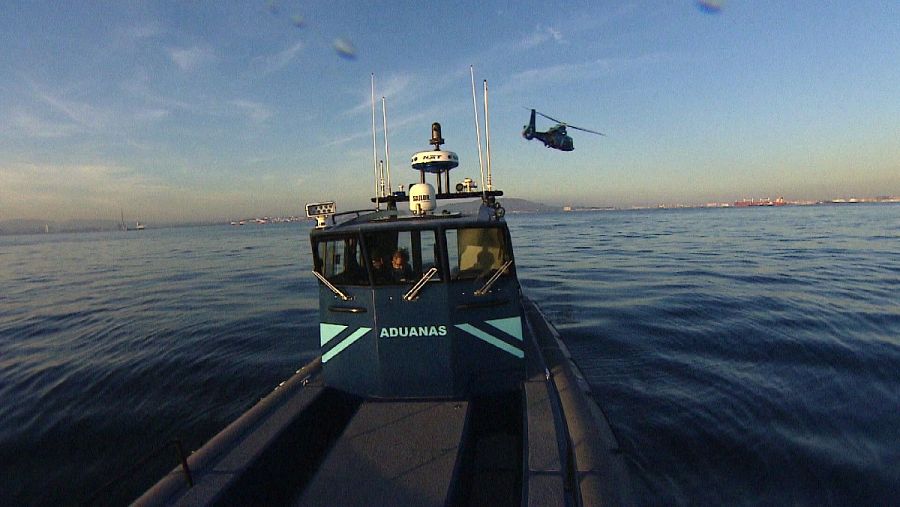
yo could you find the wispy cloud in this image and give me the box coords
[121,72,196,113]
[21,77,170,137]
[507,53,669,90]
[168,46,216,72]
[229,100,273,123]
[379,74,414,102]
[510,62,582,84]
[132,108,170,122]
[0,162,269,222]
[344,72,415,117]
[1,163,156,194]
[115,21,162,44]
[32,87,112,131]
[0,162,169,220]
[253,41,305,75]
[129,22,161,40]
[325,108,432,149]
[8,109,80,138]
[520,25,566,49]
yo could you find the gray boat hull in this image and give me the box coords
[134,296,632,506]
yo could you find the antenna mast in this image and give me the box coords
[381,96,392,196]
[470,66,486,198]
[371,74,380,209]
[483,79,492,191]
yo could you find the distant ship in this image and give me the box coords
[120,210,145,231]
[734,197,786,207]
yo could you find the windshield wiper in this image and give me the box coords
[474,260,513,296]
[312,271,352,301]
[403,267,439,301]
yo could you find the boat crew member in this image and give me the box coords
[390,249,414,282]
[371,252,390,284]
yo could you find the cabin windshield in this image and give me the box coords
[447,226,513,281]
[314,235,368,286]
[313,225,512,287]
[313,230,442,287]
[364,229,441,285]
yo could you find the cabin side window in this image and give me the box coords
[364,229,442,285]
[446,227,513,280]
[314,235,368,286]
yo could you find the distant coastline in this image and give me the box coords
[1,196,897,236]
[646,195,900,211]
[0,217,304,236]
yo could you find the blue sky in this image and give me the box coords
[1,1,898,222]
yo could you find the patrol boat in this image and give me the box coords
[137,120,632,506]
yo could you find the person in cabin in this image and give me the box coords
[390,248,415,282]
[371,252,390,284]
[472,249,497,281]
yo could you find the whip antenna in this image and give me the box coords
[381,96,392,195]
[371,74,380,209]
[483,79,492,191]
[470,66,486,198]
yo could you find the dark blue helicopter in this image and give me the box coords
[522,108,604,151]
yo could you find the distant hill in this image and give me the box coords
[498,198,557,213]
[437,197,556,215]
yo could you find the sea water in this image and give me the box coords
[1,204,898,505]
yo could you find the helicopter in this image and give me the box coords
[522,109,604,151]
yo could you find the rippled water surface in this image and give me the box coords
[2,204,898,505]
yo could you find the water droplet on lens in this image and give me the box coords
[696,0,724,14]
[333,38,356,59]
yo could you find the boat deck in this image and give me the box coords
[296,400,469,506]
[134,297,631,506]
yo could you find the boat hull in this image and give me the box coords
[134,296,632,506]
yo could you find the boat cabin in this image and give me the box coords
[310,210,524,399]
[137,116,634,507]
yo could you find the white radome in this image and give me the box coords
[410,150,459,174]
[408,183,436,214]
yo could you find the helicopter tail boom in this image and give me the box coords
[522,109,536,139]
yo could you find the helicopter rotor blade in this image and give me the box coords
[566,124,605,136]
[534,110,566,125]
[527,108,606,136]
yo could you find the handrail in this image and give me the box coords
[82,439,192,505]
[133,357,323,505]
[403,267,439,301]
[328,305,367,313]
[474,259,513,296]
[311,271,352,301]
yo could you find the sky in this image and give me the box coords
[1,1,899,223]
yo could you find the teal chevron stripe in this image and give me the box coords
[485,316,523,341]
[455,324,524,358]
[322,326,371,363]
[320,323,348,346]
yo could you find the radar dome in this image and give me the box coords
[408,183,436,214]
[410,150,459,174]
